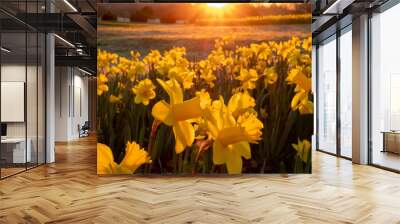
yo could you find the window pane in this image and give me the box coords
[318,36,337,154]
[371,4,400,171]
[340,28,352,158]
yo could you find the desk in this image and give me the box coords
[382,131,400,154]
[1,138,31,163]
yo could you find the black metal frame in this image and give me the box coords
[336,25,341,158]
[0,0,47,180]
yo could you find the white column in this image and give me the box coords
[352,14,369,164]
[46,32,55,163]
[55,67,73,141]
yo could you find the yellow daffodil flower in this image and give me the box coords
[132,79,156,105]
[203,97,263,174]
[302,37,312,53]
[130,51,141,61]
[97,142,151,174]
[227,91,256,118]
[118,141,152,173]
[152,79,202,154]
[286,66,311,92]
[195,89,211,109]
[200,69,217,88]
[236,68,258,90]
[292,90,313,114]
[97,74,108,96]
[168,67,194,89]
[109,94,122,104]
[263,67,278,87]
[286,65,313,114]
[292,139,311,163]
[143,50,161,66]
[156,47,189,77]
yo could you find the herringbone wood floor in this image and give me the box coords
[1,136,400,224]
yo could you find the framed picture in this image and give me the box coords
[97,3,313,175]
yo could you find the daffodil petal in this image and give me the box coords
[291,91,306,109]
[213,140,227,164]
[299,101,313,114]
[97,143,116,174]
[152,100,174,126]
[157,78,183,104]
[134,95,142,104]
[202,109,220,139]
[171,97,202,121]
[226,148,242,174]
[227,92,255,117]
[173,121,194,154]
[297,75,311,92]
[233,141,251,160]
[217,127,248,146]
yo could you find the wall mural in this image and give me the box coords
[97,3,313,174]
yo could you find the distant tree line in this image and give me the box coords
[98,4,311,23]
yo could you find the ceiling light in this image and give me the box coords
[78,67,93,76]
[1,47,11,53]
[323,0,355,15]
[54,34,75,48]
[63,0,78,12]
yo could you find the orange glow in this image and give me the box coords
[206,3,226,9]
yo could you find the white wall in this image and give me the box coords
[55,67,89,141]
[1,63,46,164]
[55,66,69,141]
[1,65,30,138]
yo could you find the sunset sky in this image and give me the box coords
[98,3,311,20]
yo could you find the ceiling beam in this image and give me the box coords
[55,55,96,72]
[67,13,96,39]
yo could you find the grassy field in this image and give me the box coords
[97,22,310,59]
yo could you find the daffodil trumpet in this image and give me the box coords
[204,97,263,174]
[97,142,151,174]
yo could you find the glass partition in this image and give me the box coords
[317,35,337,154]
[0,1,46,179]
[1,31,28,177]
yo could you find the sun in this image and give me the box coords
[207,3,226,9]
